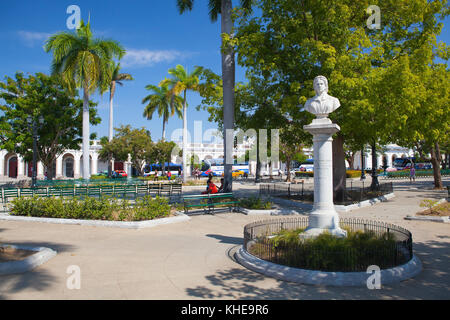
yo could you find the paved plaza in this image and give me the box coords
[0,178,449,300]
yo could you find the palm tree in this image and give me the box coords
[142,82,183,141]
[107,62,133,142]
[44,20,125,179]
[106,62,133,177]
[176,0,253,192]
[160,65,203,183]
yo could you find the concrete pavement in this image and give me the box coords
[0,178,449,299]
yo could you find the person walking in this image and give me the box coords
[410,163,416,183]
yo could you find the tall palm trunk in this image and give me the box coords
[162,115,167,175]
[222,0,235,193]
[108,82,116,178]
[182,90,188,183]
[82,86,91,179]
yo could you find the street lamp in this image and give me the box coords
[360,147,366,180]
[27,115,44,187]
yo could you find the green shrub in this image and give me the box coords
[10,195,172,221]
[259,228,398,272]
[240,197,273,210]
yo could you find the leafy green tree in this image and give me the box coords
[230,0,448,192]
[142,82,183,140]
[99,125,153,176]
[0,73,100,179]
[152,140,177,175]
[45,20,125,179]
[160,65,203,183]
[176,0,253,192]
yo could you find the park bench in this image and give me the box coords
[1,188,19,203]
[171,183,182,196]
[182,192,239,215]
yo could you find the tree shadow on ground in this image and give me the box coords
[206,234,243,245]
[0,241,75,299]
[185,240,450,300]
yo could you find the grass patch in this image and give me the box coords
[249,228,403,272]
[418,200,450,216]
[239,197,273,210]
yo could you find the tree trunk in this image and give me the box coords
[162,118,167,175]
[222,0,235,193]
[285,157,292,182]
[182,90,188,183]
[108,83,115,178]
[332,135,347,203]
[82,87,91,180]
[255,137,261,183]
[370,142,379,191]
[346,153,355,170]
[430,142,443,189]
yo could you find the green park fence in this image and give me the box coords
[385,169,450,179]
[1,182,182,204]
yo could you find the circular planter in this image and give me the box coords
[236,217,422,286]
[0,244,57,275]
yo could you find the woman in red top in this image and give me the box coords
[202,180,218,194]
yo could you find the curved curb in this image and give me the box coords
[0,245,57,275]
[0,212,191,229]
[269,193,395,213]
[235,246,422,287]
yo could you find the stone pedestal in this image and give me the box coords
[302,118,347,238]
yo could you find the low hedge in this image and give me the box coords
[295,170,383,179]
[10,196,171,221]
[240,197,273,210]
[252,228,399,272]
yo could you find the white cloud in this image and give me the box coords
[121,49,185,68]
[17,31,52,47]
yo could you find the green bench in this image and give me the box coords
[182,193,239,215]
[2,188,19,203]
[171,184,182,196]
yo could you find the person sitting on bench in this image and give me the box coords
[218,178,225,193]
[202,179,218,194]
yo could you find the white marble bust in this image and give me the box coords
[304,76,340,119]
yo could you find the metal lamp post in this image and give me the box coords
[360,147,366,180]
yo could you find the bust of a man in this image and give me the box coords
[304,76,340,119]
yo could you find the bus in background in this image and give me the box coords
[200,158,250,177]
[143,163,182,177]
[393,157,415,170]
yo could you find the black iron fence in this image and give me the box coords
[243,217,413,272]
[259,182,394,205]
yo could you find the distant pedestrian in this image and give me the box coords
[410,164,416,183]
[167,171,172,181]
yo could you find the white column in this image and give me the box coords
[74,155,81,179]
[56,156,63,178]
[0,152,4,177]
[17,156,25,178]
[37,161,44,179]
[91,154,98,175]
[303,120,346,238]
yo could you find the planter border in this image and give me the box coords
[268,193,395,213]
[235,246,422,287]
[0,244,57,275]
[0,211,190,229]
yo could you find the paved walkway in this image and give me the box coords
[0,178,448,300]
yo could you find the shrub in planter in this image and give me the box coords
[240,197,273,210]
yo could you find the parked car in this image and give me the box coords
[222,169,245,178]
[298,159,314,172]
[112,170,127,178]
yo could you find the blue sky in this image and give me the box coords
[0,1,449,144]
